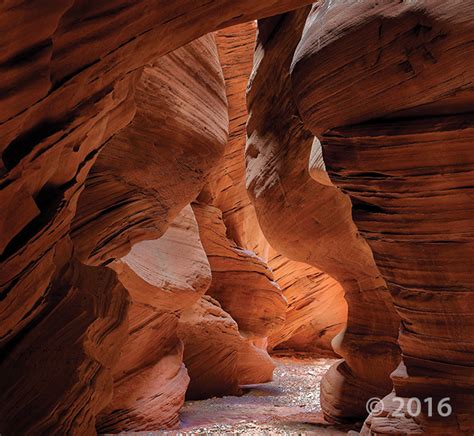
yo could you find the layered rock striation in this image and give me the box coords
[0,239,129,435]
[2,1,472,435]
[246,7,401,423]
[71,34,228,265]
[211,22,347,358]
[291,1,474,434]
[193,201,286,339]
[267,250,347,356]
[96,205,210,432]
[178,294,276,400]
[1,2,316,432]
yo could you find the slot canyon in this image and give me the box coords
[0,1,473,435]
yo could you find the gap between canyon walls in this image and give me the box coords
[0,1,473,436]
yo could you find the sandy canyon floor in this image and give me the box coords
[172,355,357,435]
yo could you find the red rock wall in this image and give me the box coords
[246,8,401,423]
[291,2,474,434]
[178,294,276,400]
[1,2,316,433]
[73,29,286,430]
[71,33,228,265]
[193,201,286,338]
[96,205,210,432]
[0,239,130,435]
[2,1,472,435]
[210,21,348,358]
[267,249,347,356]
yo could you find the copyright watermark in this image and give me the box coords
[366,396,453,418]
[366,397,384,416]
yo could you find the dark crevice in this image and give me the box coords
[0,184,65,262]
[351,197,392,216]
[2,84,112,170]
[2,116,73,170]
[0,39,51,70]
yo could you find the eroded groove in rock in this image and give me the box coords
[207,21,265,251]
[3,1,472,434]
[246,7,401,423]
[97,205,210,432]
[291,1,474,434]
[1,2,319,432]
[193,201,286,338]
[211,21,347,358]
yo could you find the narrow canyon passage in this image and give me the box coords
[1,2,473,436]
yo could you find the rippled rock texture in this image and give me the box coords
[178,294,276,400]
[96,205,210,432]
[267,250,347,356]
[71,33,228,265]
[1,1,314,433]
[246,7,401,424]
[2,0,473,435]
[0,239,130,435]
[210,21,348,358]
[291,1,474,434]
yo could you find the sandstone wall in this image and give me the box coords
[210,21,348,358]
[246,8,401,423]
[0,2,315,432]
[291,1,474,434]
[1,1,472,435]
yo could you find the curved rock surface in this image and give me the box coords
[0,0,312,352]
[178,295,275,400]
[1,2,316,432]
[207,21,264,251]
[97,205,210,432]
[72,34,228,265]
[193,201,286,338]
[2,1,472,435]
[291,1,474,434]
[211,21,347,357]
[267,250,347,356]
[0,239,129,435]
[246,8,401,423]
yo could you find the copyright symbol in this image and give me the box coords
[366,397,384,416]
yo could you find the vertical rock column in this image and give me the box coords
[291,1,474,434]
[211,22,348,359]
[97,206,212,432]
[246,7,401,423]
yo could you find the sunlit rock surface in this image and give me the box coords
[96,206,210,432]
[210,21,347,357]
[267,250,347,356]
[71,34,228,265]
[178,295,276,400]
[193,201,286,338]
[246,7,401,423]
